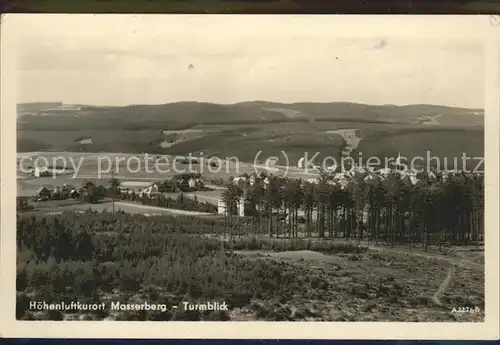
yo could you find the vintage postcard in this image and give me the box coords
[1,14,499,339]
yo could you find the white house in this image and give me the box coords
[139,184,161,198]
[232,176,247,185]
[325,164,338,172]
[188,178,197,188]
[217,197,245,217]
[78,138,93,145]
[297,156,318,170]
[338,178,350,189]
[297,157,306,169]
[378,168,391,176]
[217,200,226,215]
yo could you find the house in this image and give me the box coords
[36,186,51,200]
[68,189,80,199]
[338,178,350,189]
[196,178,205,189]
[78,137,93,145]
[188,178,197,189]
[188,177,204,189]
[325,164,338,172]
[81,181,95,191]
[378,168,391,176]
[298,157,306,169]
[217,197,246,217]
[297,156,319,170]
[217,200,226,215]
[232,176,247,185]
[139,184,161,198]
[119,188,134,195]
[263,177,270,187]
[408,175,419,186]
[60,184,75,198]
[364,174,375,182]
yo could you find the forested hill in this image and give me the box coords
[17,101,483,131]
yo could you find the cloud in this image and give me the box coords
[16,35,483,108]
[18,43,120,72]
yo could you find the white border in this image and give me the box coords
[1,14,499,340]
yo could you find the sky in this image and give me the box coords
[13,15,485,109]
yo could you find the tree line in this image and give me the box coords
[221,171,484,250]
[30,178,217,214]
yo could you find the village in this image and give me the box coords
[19,152,472,225]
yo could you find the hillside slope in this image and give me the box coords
[17,101,483,131]
[17,101,484,168]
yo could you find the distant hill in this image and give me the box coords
[17,102,62,114]
[16,101,484,131]
[17,100,484,167]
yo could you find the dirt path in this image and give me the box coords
[234,247,484,321]
[365,245,484,272]
[204,184,227,190]
[114,201,214,216]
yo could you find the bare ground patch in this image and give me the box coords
[233,248,485,321]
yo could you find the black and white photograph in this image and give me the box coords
[1,15,499,339]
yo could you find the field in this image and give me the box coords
[25,200,216,217]
[18,101,484,171]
